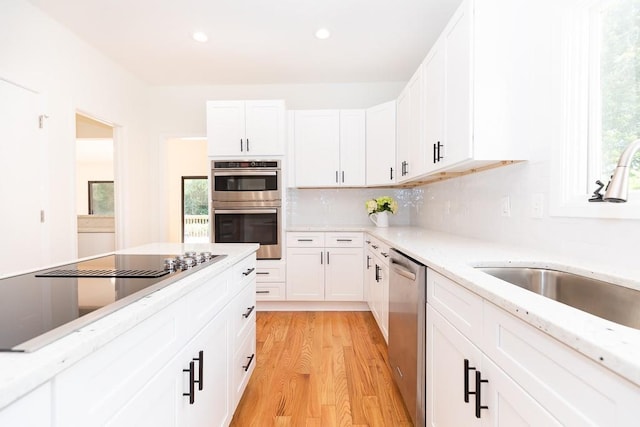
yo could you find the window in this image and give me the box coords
[552,0,640,218]
[88,181,114,215]
[182,176,209,243]
[588,0,640,190]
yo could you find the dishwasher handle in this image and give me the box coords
[390,260,417,281]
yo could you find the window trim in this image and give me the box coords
[181,175,209,243]
[550,0,640,219]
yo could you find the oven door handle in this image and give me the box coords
[213,171,277,176]
[214,209,278,214]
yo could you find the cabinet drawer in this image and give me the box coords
[325,232,363,247]
[286,232,325,247]
[232,253,257,295]
[232,324,257,407]
[427,268,483,342]
[255,261,285,282]
[483,302,640,425]
[256,283,285,301]
[232,282,256,349]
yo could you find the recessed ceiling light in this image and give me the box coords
[315,28,331,40]
[192,31,208,43]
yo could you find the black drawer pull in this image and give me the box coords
[183,361,195,404]
[297,238,313,242]
[243,305,256,318]
[464,359,476,403]
[242,267,255,276]
[366,255,371,269]
[336,239,353,242]
[475,371,489,418]
[381,252,389,258]
[194,350,204,391]
[256,271,270,275]
[243,353,255,371]
[256,290,271,294]
[372,245,379,249]
[375,264,381,282]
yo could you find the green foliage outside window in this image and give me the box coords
[599,0,640,189]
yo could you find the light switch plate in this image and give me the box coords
[531,193,544,218]
[500,196,511,217]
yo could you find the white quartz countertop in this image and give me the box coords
[0,242,258,410]
[288,225,640,387]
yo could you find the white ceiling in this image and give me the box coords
[27,0,462,86]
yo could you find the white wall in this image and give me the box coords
[1,0,151,266]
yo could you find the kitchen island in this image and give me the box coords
[0,242,258,426]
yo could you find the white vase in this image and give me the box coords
[369,211,389,227]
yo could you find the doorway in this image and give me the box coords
[75,113,116,258]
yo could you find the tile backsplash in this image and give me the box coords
[286,188,413,227]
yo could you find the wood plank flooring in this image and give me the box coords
[230,311,413,427]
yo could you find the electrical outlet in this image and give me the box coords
[500,196,511,217]
[531,193,544,218]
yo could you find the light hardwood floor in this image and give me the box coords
[230,311,413,427]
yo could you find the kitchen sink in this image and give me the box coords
[476,266,640,330]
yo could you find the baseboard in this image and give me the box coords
[256,300,370,311]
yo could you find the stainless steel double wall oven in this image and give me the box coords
[211,160,282,259]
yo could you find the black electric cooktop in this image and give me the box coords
[0,253,225,352]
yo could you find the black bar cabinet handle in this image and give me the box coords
[475,370,488,418]
[326,251,330,264]
[433,143,438,163]
[336,239,352,242]
[243,354,255,371]
[336,171,339,183]
[390,167,394,180]
[342,171,345,183]
[243,305,256,318]
[437,141,443,161]
[372,244,379,249]
[256,271,269,275]
[256,290,270,294]
[183,361,195,404]
[464,359,476,403]
[366,255,371,269]
[297,239,313,242]
[375,264,381,282]
[320,251,323,264]
[194,350,204,391]
[246,138,250,151]
[240,138,243,152]
[242,267,255,276]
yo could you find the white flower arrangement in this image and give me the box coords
[365,196,398,215]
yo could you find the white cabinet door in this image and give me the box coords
[338,110,366,186]
[325,247,364,301]
[286,247,325,300]
[377,259,389,342]
[244,100,285,155]
[182,309,232,427]
[366,101,396,186]
[423,40,446,173]
[481,356,560,427]
[396,86,411,182]
[442,0,473,168]
[293,110,340,187]
[407,65,425,179]
[206,101,245,156]
[427,304,481,427]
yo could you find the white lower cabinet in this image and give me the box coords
[53,254,257,427]
[286,232,364,301]
[427,268,640,426]
[0,382,51,426]
[365,236,390,342]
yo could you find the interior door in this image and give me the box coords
[0,79,45,276]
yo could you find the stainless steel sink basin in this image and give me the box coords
[476,266,640,330]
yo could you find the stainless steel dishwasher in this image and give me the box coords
[389,248,426,427]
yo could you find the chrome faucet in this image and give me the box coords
[602,139,640,203]
[590,139,640,203]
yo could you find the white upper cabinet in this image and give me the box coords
[339,110,366,187]
[396,66,425,182]
[293,109,365,187]
[207,100,285,157]
[366,100,396,186]
[422,39,446,173]
[422,0,547,173]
